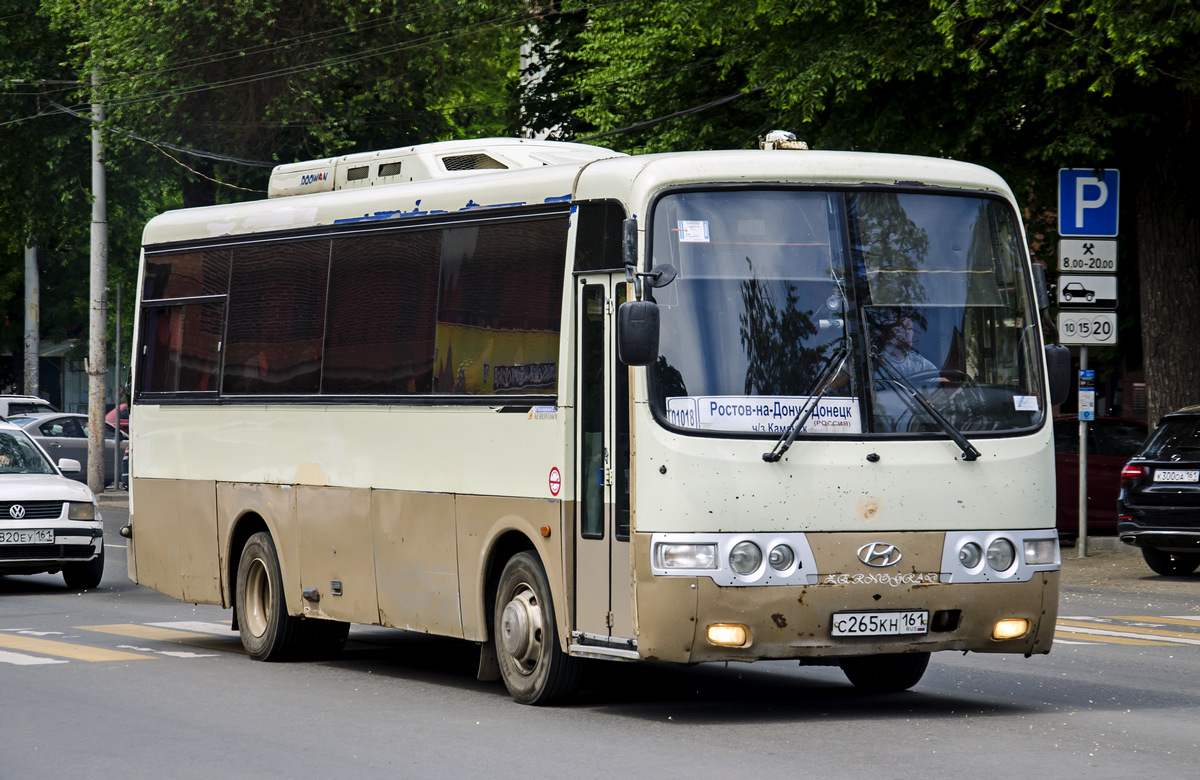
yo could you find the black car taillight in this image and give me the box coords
[1121,463,1147,487]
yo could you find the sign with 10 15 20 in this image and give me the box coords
[1058,311,1117,346]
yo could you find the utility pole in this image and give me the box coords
[24,246,39,396]
[87,71,108,494]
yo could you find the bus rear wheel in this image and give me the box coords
[839,652,930,693]
[493,552,580,705]
[236,532,303,661]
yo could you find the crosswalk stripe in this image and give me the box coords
[0,633,155,662]
[82,624,244,654]
[0,649,70,666]
[1056,620,1200,646]
[1054,630,1172,646]
[1106,616,1200,629]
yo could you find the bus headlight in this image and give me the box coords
[68,502,96,521]
[729,541,762,575]
[987,539,1016,572]
[768,544,795,571]
[958,542,983,569]
[1024,538,1058,565]
[655,543,717,570]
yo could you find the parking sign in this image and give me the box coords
[1059,168,1119,237]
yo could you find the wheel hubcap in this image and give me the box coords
[244,556,271,638]
[499,586,543,673]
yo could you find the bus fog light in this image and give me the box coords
[992,618,1030,640]
[656,543,717,570]
[729,541,762,575]
[958,542,982,569]
[987,539,1016,571]
[707,624,749,647]
[768,544,795,571]
[1024,538,1058,565]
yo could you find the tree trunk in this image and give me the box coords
[1136,95,1200,429]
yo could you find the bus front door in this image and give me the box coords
[573,278,635,656]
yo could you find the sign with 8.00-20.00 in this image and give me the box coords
[1058,311,1117,346]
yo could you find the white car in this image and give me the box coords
[0,421,104,589]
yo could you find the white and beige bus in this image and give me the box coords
[125,135,1068,704]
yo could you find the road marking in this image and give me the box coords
[82,623,243,654]
[146,621,234,636]
[0,650,70,666]
[1054,630,1172,646]
[116,644,219,659]
[0,633,156,662]
[1057,618,1200,645]
[1108,616,1200,628]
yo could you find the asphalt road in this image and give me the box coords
[1,494,1197,780]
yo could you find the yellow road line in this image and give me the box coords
[81,624,244,654]
[1057,619,1200,643]
[0,633,155,662]
[1106,616,1200,629]
[1054,630,1172,646]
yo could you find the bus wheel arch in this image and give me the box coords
[226,512,270,632]
[492,550,581,704]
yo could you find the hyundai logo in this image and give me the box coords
[9,504,26,519]
[857,542,902,567]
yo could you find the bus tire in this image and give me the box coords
[493,552,581,705]
[63,545,105,590]
[236,532,303,661]
[1141,547,1200,576]
[839,652,930,693]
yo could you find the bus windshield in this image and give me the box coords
[647,188,1044,437]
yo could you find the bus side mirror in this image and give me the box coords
[1031,262,1051,313]
[1045,344,1071,406]
[618,300,659,366]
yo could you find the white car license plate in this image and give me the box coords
[0,529,54,545]
[831,610,929,637]
[1155,469,1199,483]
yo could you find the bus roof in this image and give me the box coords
[142,142,1016,248]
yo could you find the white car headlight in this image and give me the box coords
[68,502,96,521]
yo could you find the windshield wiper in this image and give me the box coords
[763,346,850,463]
[874,357,981,462]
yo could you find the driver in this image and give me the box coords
[877,316,940,383]
[872,314,950,430]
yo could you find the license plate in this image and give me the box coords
[831,610,929,637]
[1155,469,1199,483]
[0,529,54,545]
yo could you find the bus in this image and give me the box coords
[126,135,1068,704]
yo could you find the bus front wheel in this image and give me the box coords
[839,652,930,693]
[236,532,303,661]
[493,552,581,705]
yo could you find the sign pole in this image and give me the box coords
[1078,347,1090,557]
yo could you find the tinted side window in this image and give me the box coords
[324,231,440,394]
[574,201,626,272]
[223,240,330,394]
[143,249,230,299]
[434,217,568,394]
[140,302,225,393]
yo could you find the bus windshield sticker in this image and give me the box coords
[666,396,862,434]
[676,220,710,243]
[1013,396,1039,412]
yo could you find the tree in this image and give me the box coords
[573,0,1200,425]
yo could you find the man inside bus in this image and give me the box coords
[871,312,952,431]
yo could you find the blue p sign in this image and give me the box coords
[1059,168,1119,237]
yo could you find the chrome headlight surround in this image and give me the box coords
[941,530,1059,583]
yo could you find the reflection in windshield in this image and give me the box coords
[0,432,55,475]
[648,189,1044,438]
